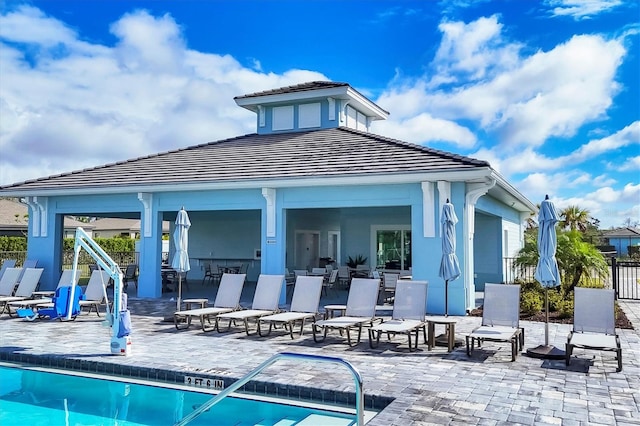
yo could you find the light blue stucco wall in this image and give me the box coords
[26,179,519,316]
[474,195,524,290]
[257,99,340,134]
[608,237,640,256]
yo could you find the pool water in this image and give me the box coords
[0,365,358,425]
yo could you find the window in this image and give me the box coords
[372,226,411,270]
[272,105,294,131]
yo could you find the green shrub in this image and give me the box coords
[0,236,27,251]
[519,280,543,293]
[546,288,564,312]
[557,298,574,319]
[520,290,543,315]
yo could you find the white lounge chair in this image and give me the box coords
[0,268,40,314]
[36,270,110,316]
[78,270,112,315]
[174,273,246,331]
[0,259,17,281]
[216,274,285,335]
[8,269,77,312]
[257,275,323,339]
[0,267,23,297]
[312,278,380,346]
[566,287,622,372]
[368,280,428,352]
[466,283,524,361]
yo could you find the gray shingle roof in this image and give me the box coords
[234,81,349,100]
[0,127,489,192]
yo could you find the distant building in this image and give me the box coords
[0,198,91,238]
[91,217,170,238]
[603,227,640,256]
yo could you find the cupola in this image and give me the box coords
[234,81,389,135]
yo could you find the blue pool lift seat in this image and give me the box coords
[17,286,85,321]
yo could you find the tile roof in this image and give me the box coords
[0,199,92,229]
[0,127,489,192]
[234,81,349,99]
[603,227,640,237]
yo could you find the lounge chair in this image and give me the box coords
[0,259,17,281]
[0,268,43,315]
[466,283,524,362]
[0,267,23,298]
[257,275,323,339]
[216,274,285,335]
[312,278,380,346]
[78,270,111,315]
[174,273,246,331]
[8,270,79,311]
[368,280,428,352]
[566,287,622,372]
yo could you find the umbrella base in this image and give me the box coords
[526,345,565,359]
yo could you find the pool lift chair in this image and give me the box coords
[59,228,132,355]
[18,285,85,321]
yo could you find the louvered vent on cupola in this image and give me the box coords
[234,81,389,135]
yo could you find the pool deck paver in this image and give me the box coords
[0,284,638,425]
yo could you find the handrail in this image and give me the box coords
[174,352,364,426]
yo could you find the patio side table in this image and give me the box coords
[425,316,457,352]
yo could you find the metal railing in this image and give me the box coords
[174,352,364,426]
[612,258,640,300]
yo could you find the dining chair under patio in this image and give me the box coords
[174,273,246,331]
[566,287,622,372]
[216,274,285,335]
[368,280,428,352]
[312,277,380,346]
[257,275,323,339]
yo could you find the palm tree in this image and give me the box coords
[560,205,591,232]
[514,228,608,296]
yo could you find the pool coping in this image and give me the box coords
[0,351,394,413]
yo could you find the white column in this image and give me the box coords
[261,188,276,237]
[463,179,496,311]
[421,182,435,237]
[137,193,153,237]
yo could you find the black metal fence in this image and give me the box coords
[0,251,142,279]
[503,257,639,299]
[611,258,640,300]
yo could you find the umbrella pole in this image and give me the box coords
[177,274,182,311]
[445,280,449,317]
[526,286,565,359]
[544,287,549,346]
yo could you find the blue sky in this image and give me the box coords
[0,0,638,228]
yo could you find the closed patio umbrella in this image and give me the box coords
[171,207,191,311]
[438,200,461,317]
[527,195,565,359]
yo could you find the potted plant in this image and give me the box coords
[346,255,368,268]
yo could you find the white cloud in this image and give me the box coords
[377,18,626,151]
[373,112,477,147]
[566,121,640,163]
[0,8,326,185]
[433,15,521,81]
[545,0,624,19]
[616,155,640,172]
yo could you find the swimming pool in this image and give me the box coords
[0,364,360,425]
